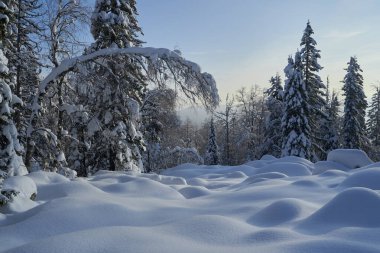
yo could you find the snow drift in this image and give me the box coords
[1,149,380,253]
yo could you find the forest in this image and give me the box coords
[1,1,380,253]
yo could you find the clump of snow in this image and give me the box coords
[313,160,350,175]
[178,186,211,199]
[297,187,380,233]
[254,162,311,176]
[327,149,373,169]
[339,168,380,190]
[260,154,278,161]
[248,198,308,227]
[291,180,322,187]
[2,176,36,200]
[1,176,37,213]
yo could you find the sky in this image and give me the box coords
[135,0,380,100]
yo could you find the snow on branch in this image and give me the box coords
[38,47,220,110]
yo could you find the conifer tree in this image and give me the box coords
[205,117,219,165]
[299,21,327,159]
[318,78,339,159]
[342,57,367,149]
[320,91,340,157]
[367,87,380,159]
[263,73,283,157]
[281,53,312,159]
[0,0,27,205]
[82,0,147,173]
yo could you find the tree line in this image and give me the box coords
[173,21,379,168]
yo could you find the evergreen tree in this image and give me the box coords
[342,57,367,149]
[281,53,312,159]
[90,0,142,51]
[0,0,27,205]
[205,117,219,165]
[320,91,340,157]
[367,87,380,146]
[318,78,339,159]
[80,0,147,173]
[367,87,380,160]
[299,21,327,159]
[263,73,283,157]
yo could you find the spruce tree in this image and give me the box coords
[299,21,327,159]
[281,53,312,159]
[205,117,219,165]
[342,57,367,149]
[0,0,27,205]
[82,0,147,173]
[263,73,283,157]
[367,87,380,159]
[318,78,340,159]
[320,91,340,157]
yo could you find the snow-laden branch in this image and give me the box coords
[38,47,219,110]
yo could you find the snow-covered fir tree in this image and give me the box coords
[299,21,327,160]
[82,0,147,173]
[367,86,380,159]
[205,117,219,165]
[318,78,339,159]
[263,73,283,157]
[342,56,367,149]
[90,0,142,50]
[0,0,27,205]
[281,53,312,159]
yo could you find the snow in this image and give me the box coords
[1,150,380,253]
[327,149,373,169]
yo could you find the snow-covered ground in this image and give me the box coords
[1,150,380,253]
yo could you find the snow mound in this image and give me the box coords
[248,199,305,226]
[245,160,268,168]
[244,228,300,244]
[224,171,247,179]
[291,180,322,188]
[270,156,314,170]
[239,172,288,186]
[254,162,311,177]
[27,171,70,184]
[3,176,37,199]
[99,177,184,199]
[319,170,349,177]
[327,149,373,170]
[297,187,380,233]
[313,161,350,175]
[260,154,278,161]
[340,168,380,190]
[178,186,211,199]
[141,174,187,185]
[166,215,253,245]
[1,176,38,213]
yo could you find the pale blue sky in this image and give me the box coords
[136,0,380,99]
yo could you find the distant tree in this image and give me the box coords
[367,86,380,160]
[342,57,368,149]
[281,53,312,159]
[318,78,340,159]
[141,88,178,172]
[205,117,219,165]
[215,94,236,165]
[262,73,283,157]
[236,86,267,160]
[299,21,327,160]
